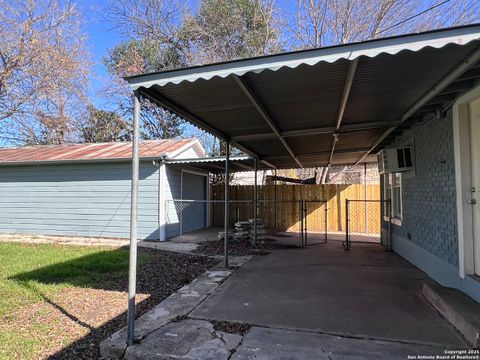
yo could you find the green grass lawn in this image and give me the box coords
[0,242,151,360]
[0,242,142,318]
[0,242,216,360]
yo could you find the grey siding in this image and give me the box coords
[387,110,458,266]
[0,161,160,240]
[165,166,181,238]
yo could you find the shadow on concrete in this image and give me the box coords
[190,241,468,348]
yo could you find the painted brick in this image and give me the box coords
[389,110,458,267]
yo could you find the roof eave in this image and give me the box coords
[125,24,480,90]
[0,156,163,167]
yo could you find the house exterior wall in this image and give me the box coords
[383,109,480,302]
[0,161,160,240]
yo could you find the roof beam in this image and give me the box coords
[355,45,480,165]
[232,75,303,168]
[264,147,372,161]
[140,88,276,169]
[232,120,395,142]
[328,59,358,164]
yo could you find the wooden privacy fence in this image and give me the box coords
[210,184,381,233]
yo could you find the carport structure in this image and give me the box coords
[124,24,480,344]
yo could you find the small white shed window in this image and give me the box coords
[383,173,403,224]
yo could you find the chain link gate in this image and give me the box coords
[303,200,328,246]
[344,199,391,250]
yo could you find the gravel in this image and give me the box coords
[212,320,251,336]
[194,238,299,256]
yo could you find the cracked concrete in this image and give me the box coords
[100,257,251,359]
[101,242,471,359]
[216,331,243,352]
[191,242,468,347]
[125,320,230,360]
[231,327,447,360]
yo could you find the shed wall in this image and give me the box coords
[0,162,160,240]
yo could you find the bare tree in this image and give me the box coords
[105,0,283,154]
[0,0,90,144]
[182,0,281,63]
[108,0,193,67]
[289,0,480,48]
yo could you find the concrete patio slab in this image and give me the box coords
[231,327,447,360]
[125,320,230,360]
[190,241,468,347]
[139,241,199,254]
[168,227,222,243]
[100,257,252,359]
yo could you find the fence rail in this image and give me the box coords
[211,184,380,233]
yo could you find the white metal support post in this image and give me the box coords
[253,158,258,246]
[224,142,230,268]
[127,90,141,346]
[364,163,368,234]
[274,169,277,232]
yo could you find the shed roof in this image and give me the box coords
[0,139,197,166]
[125,24,480,169]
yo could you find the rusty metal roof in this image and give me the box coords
[0,139,197,165]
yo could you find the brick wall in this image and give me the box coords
[389,110,458,266]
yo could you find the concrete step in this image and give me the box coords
[423,283,480,347]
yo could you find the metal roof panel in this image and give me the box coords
[0,139,197,165]
[125,25,480,169]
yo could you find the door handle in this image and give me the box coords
[467,199,477,205]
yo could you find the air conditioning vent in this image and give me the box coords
[377,147,413,174]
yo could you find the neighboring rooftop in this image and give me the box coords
[0,139,199,165]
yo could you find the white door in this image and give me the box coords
[469,97,480,276]
[181,172,206,233]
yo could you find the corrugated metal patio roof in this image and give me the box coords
[0,139,196,165]
[166,155,254,172]
[125,24,480,169]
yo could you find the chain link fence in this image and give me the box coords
[304,200,328,245]
[344,199,391,250]
[166,199,306,247]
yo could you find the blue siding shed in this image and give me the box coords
[0,139,207,241]
[0,162,160,240]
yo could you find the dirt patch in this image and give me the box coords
[212,320,251,336]
[194,238,299,256]
[0,248,218,360]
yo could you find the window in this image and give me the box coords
[383,174,391,217]
[383,173,403,223]
[393,173,402,219]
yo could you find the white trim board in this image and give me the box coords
[393,234,480,303]
[453,84,480,278]
[159,163,167,241]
